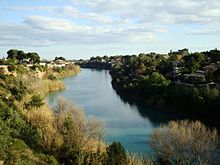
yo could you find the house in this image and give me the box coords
[54,59,66,64]
[39,62,47,66]
[183,70,206,84]
[26,64,34,67]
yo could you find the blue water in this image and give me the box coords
[46,68,178,154]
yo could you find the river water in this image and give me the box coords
[46,68,178,154]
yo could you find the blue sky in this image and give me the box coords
[0,0,220,60]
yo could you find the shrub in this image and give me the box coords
[0,118,12,160]
[26,94,44,108]
[106,142,127,165]
[47,74,58,81]
[7,65,16,72]
[5,139,47,165]
[150,120,219,165]
[16,65,28,74]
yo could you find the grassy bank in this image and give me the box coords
[44,64,81,80]
[0,65,156,165]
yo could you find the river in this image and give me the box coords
[46,68,179,154]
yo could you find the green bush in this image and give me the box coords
[47,74,58,81]
[38,154,59,165]
[16,65,28,74]
[26,94,44,109]
[106,142,127,165]
[0,118,12,160]
[5,139,45,165]
[8,65,16,72]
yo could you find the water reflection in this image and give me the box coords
[112,90,182,127]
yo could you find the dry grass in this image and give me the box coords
[127,153,154,165]
[44,65,80,79]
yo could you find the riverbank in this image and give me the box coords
[111,79,220,129]
[107,49,220,129]
[2,66,220,164]
[46,68,181,154]
[1,65,157,164]
[0,64,84,164]
[46,68,220,164]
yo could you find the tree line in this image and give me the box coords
[109,49,220,125]
[6,49,41,64]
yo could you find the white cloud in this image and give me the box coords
[23,16,92,32]
[8,5,115,25]
[1,0,220,57]
[186,29,220,35]
[70,0,220,24]
[0,22,54,47]
[59,6,114,24]
[6,6,56,12]
[9,0,220,29]
[0,15,159,48]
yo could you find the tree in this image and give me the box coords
[55,57,66,61]
[16,50,26,61]
[7,49,19,59]
[191,52,204,62]
[146,72,171,87]
[106,142,127,165]
[26,106,57,151]
[204,49,220,62]
[53,98,105,164]
[6,49,41,64]
[183,53,203,73]
[27,52,40,64]
[53,97,69,114]
[150,120,219,165]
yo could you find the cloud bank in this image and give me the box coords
[1,0,220,58]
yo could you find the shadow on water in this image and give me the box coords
[112,87,184,127]
[112,82,220,133]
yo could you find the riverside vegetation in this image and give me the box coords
[106,49,220,126]
[0,49,220,165]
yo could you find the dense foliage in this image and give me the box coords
[106,142,127,165]
[109,49,220,124]
[6,49,41,64]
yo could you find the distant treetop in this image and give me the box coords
[7,49,40,64]
[55,56,66,61]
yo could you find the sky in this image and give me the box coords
[0,0,220,60]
